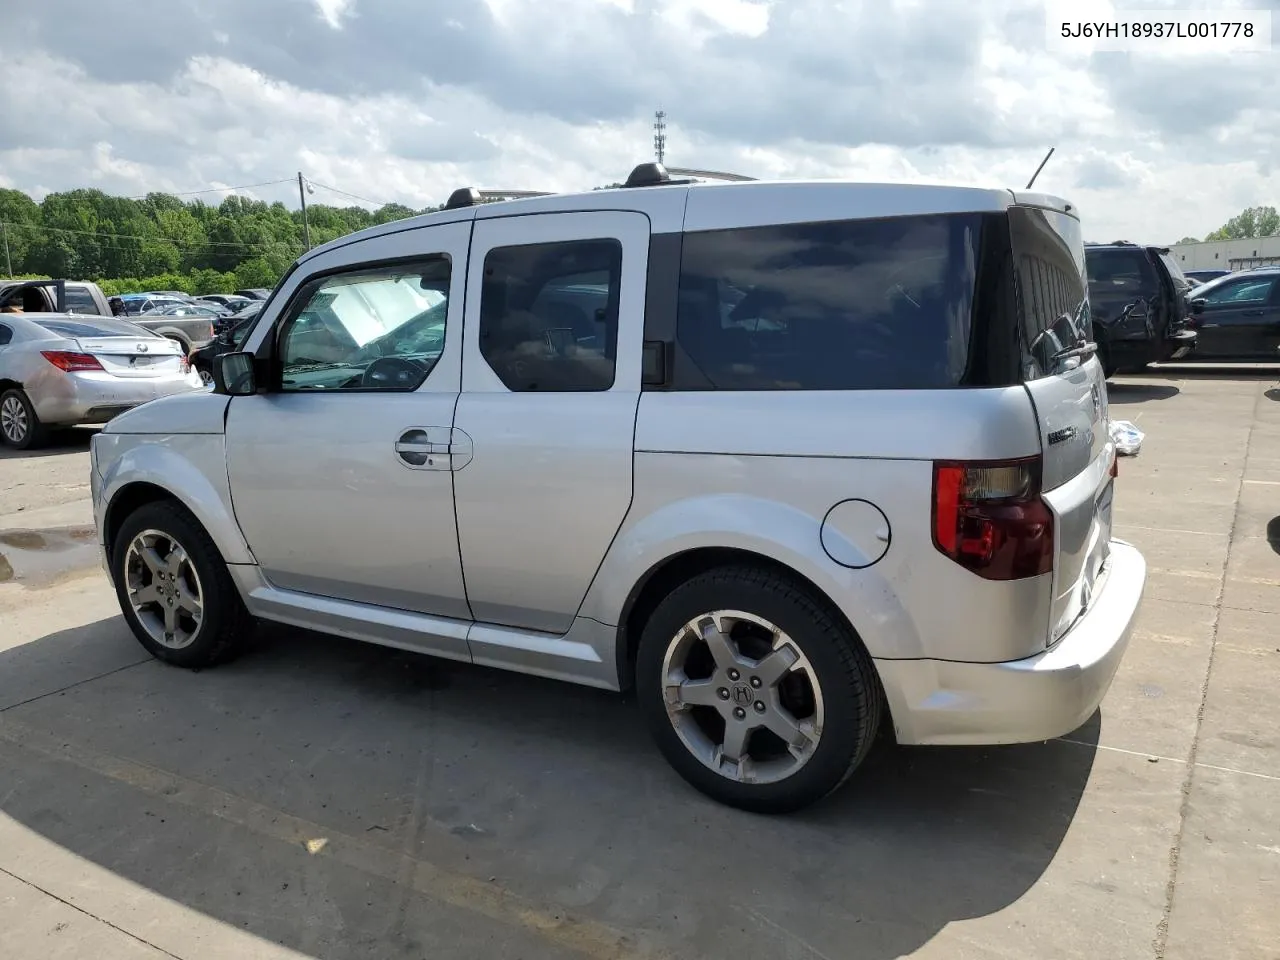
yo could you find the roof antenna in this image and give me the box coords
[1025,147,1055,190]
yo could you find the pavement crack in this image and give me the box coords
[1152,379,1262,959]
[0,658,153,713]
[0,863,185,959]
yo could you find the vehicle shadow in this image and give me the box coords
[1267,517,1280,554]
[1106,382,1180,404]
[0,426,97,460]
[0,617,1099,960]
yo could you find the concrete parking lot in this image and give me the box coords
[1,374,1278,960]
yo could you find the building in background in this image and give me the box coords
[1168,236,1280,271]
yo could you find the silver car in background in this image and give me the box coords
[0,313,204,449]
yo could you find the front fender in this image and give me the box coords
[97,434,255,566]
[578,493,924,661]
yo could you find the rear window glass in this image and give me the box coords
[1085,249,1152,295]
[675,215,983,390]
[34,318,151,338]
[64,286,101,313]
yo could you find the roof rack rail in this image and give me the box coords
[622,162,757,189]
[666,166,757,182]
[444,188,555,210]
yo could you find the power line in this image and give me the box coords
[126,178,295,201]
[305,179,395,208]
[0,220,300,251]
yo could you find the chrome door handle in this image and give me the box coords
[396,428,450,468]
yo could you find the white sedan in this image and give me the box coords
[0,312,205,449]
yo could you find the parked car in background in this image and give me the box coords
[188,311,260,385]
[197,294,253,312]
[1182,267,1280,360]
[144,290,197,302]
[233,288,272,301]
[129,307,216,353]
[1184,269,1231,285]
[90,168,1145,813]
[118,294,188,317]
[1085,241,1198,377]
[0,279,112,316]
[0,313,202,448]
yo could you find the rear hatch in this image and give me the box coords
[1009,204,1115,646]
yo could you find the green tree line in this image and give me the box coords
[0,186,432,294]
[1177,205,1279,244]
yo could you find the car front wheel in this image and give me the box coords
[112,500,253,668]
[636,566,883,814]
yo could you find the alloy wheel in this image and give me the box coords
[661,610,824,785]
[124,529,205,649]
[0,395,28,444]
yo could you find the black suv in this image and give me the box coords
[1084,242,1198,377]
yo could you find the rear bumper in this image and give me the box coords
[32,372,204,426]
[876,540,1146,746]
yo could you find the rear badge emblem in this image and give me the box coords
[1048,426,1077,446]
[137,343,149,352]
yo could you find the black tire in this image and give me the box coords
[0,388,49,450]
[636,565,883,814]
[112,500,254,668]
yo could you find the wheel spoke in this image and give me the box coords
[140,545,167,577]
[697,617,737,670]
[176,583,203,621]
[755,643,800,687]
[764,706,819,754]
[166,546,189,575]
[669,678,722,709]
[129,583,161,607]
[162,601,179,637]
[720,719,751,763]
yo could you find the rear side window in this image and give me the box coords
[0,324,11,345]
[479,239,622,392]
[64,286,101,314]
[1009,206,1089,379]
[675,215,983,390]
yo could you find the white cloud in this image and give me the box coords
[0,0,1277,244]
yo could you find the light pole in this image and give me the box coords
[2,222,11,277]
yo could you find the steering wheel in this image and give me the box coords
[362,355,424,389]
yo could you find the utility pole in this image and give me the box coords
[298,171,312,250]
[1,222,11,278]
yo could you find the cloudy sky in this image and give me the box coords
[2,0,1278,242]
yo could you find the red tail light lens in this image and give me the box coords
[180,355,191,374]
[932,457,1054,580]
[41,350,104,372]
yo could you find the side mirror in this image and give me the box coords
[1190,298,1206,316]
[213,351,257,396]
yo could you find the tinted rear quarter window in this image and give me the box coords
[674,215,984,390]
[1008,206,1089,379]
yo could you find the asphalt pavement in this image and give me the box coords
[0,375,1278,960]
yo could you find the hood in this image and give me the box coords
[103,391,230,435]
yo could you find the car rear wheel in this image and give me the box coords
[0,389,48,450]
[113,500,253,668]
[636,565,882,814]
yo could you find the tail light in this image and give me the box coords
[41,350,103,372]
[180,354,191,374]
[932,457,1054,580]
